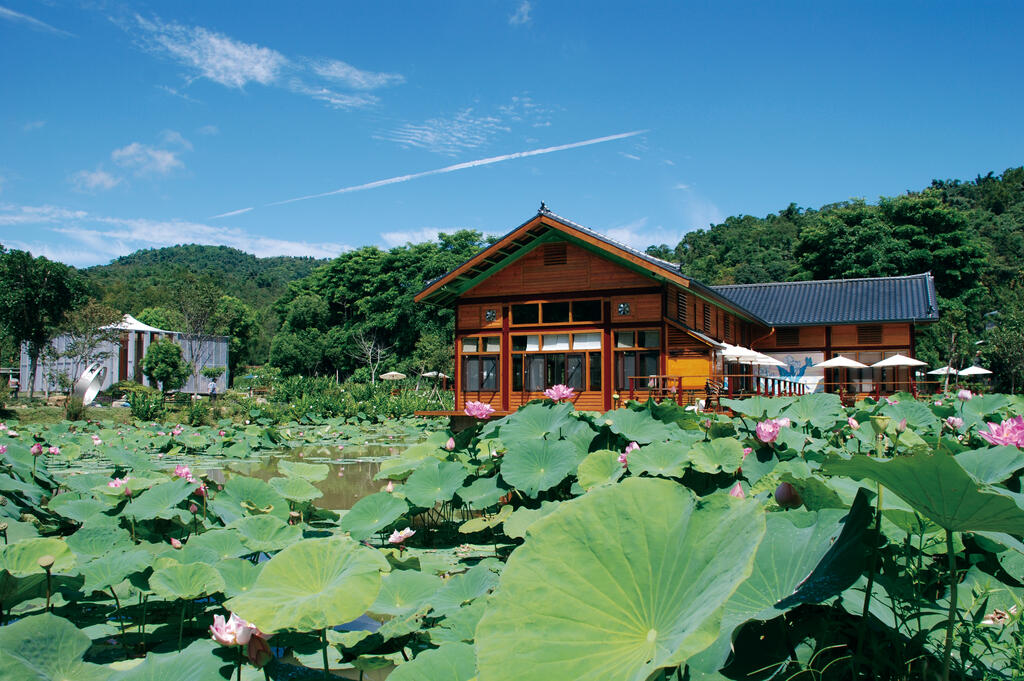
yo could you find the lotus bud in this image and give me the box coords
[445,437,456,451]
[774,482,802,509]
[847,417,860,430]
[728,482,745,499]
[895,418,907,434]
[957,389,972,401]
[189,503,198,514]
[170,537,183,549]
[385,480,395,493]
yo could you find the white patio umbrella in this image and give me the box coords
[380,371,407,381]
[420,371,450,379]
[870,354,928,368]
[958,366,992,376]
[752,353,787,367]
[927,366,958,375]
[813,356,869,369]
[720,344,760,363]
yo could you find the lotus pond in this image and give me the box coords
[1,392,1024,680]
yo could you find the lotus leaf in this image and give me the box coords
[475,478,766,681]
[230,514,303,553]
[277,459,330,482]
[577,449,625,490]
[215,476,290,522]
[66,526,132,558]
[688,437,746,474]
[429,561,501,616]
[177,433,209,450]
[376,604,430,640]
[721,395,793,419]
[502,501,561,539]
[0,613,106,681]
[457,475,505,508]
[388,642,476,681]
[180,529,249,563]
[48,497,111,525]
[226,535,390,633]
[601,408,678,443]
[880,400,940,434]
[491,401,574,442]
[499,439,577,497]
[459,504,512,533]
[213,558,263,598]
[269,475,323,502]
[80,549,151,593]
[124,479,193,520]
[149,562,225,600]
[340,492,410,541]
[370,569,442,616]
[628,442,689,478]
[0,537,75,576]
[109,639,224,681]
[0,570,45,609]
[781,393,843,429]
[955,445,1024,485]
[428,600,486,645]
[402,460,468,508]
[825,452,1024,533]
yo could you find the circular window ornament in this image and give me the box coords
[484,309,497,322]
[617,302,631,316]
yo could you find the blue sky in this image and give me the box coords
[2,1,1023,267]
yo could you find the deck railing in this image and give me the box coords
[626,374,808,407]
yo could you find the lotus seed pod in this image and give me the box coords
[774,482,802,509]
[0,496,7,506]
[0,521,8,531]
[38,554,55,569]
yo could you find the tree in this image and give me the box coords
[55,300,124,390]
[210,295,259,383]
[136,307,185,331]
[347,331,392,385]
[981,300,1024,393]
[142,339,191,394]
[175,278,220,387]
[0,248,88,397]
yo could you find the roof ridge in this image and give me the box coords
[538,207,683,272]
[711,272,932,289]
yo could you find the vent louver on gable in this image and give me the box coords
[676,290,688,325]
[543,243,567,266]
[702,304,711,333]
[776,328,800,346]
[857,325,883,344]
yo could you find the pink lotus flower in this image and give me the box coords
[464,401,495,419]
[337,445,344,450]
[728,482,745,499]
[0,423,6,431]
[189,503,199,514]
[171,428,183,436]
[218,430,226,436]
[445,437,456,451]
[174,464,193,480]
[895,418,907,433]
[7,430,18,437]
[388,527,415,545]
[210,612,255,647]
[957,389,973,401]
[848,417,860,430]
[156,431,165,436]
[618,441,639,468]
[543,384,576,402]
[194,483,208,497]
[934,400,943,406]
[0,445,6,454]
[108,476,129,489]
[170,537,182,549]
[775,417,792,428]
[385,480,394,493]
[978,416,1024,448]
[48,446,60,455]
[756,419,781,444]
[30,443,43,456]
[945,416,964,430]
[742,447,752,458]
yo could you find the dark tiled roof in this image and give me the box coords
[712,273,939,326]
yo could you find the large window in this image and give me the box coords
[511,332,602,392]
[614,329,660,390]
[510,299,603,326]
[461,336,500,391]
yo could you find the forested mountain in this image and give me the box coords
[645,167,1024,388]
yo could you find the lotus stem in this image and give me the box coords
[237,647,243,681]
[139,593,147,653]
[39,555,54,612]
[942,528,957,681]
[178,600,186,651]
[109,587,128,655]
[856,483,883,674]
[321,627,329,680]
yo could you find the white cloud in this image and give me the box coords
[209,207,253,219]
[509,1,532,26]
[605,217,685,251]
[22,120,45,132]
[70,167,122,193]
[156,84,200,102]
[0,202,347,266]
[197,124,219,135]
[134,15,285,89]
[288,81,378,110]
[0,5,72,36]
[674,182,690,190]
[620,152,641,161]
[159,129,193,150]
[379,226,494,248]
[310,59,404,90]
[377,108,509,155]
[112,142,184,175]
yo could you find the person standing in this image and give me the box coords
[208,380,217,401]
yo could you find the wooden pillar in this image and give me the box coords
[602,301,613,411]
[501,306,510,413]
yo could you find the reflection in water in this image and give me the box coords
[201,443,404,511]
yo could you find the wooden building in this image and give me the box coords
[415,206,939,414]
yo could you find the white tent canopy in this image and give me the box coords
[813,356,869,369]
[958,366,992,376]
[871,353,928,368]
[104,314,174,334]
[927,366,958,375]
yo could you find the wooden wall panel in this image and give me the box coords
[882,325,911,345]
[508,392,604,411]
[464,242,651,298]
[830,325,857,347]
[610,294,661,323]
[457,304,503,330]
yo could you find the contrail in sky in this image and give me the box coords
[265,129,648,207]
[209,207,253,219]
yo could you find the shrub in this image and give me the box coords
[142,339,191,393]
[128,391,164,421]
[185,399,210,426]
[64,396,86,421]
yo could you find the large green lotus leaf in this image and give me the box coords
[388,642,476,681]
[80,549,151,593]
[457,475,505,508]
[476,479,766,681]
[216,476,290,521]
[825,452,1024,533]
[180,529,249,563]
[688,438,746,474]
[459,505,513,534]
[0,537,76,576]
[628,442,688,478]
[600,408,679,443]
[47,495,110,524]
[214,558,263,598]
[403,460,468,508]
[502,502,561,539]
[577,449,625,490]
[340,492,410,541]
[955,445,1024,485]
[880,400,940,434]
[560,418,598,458]
[369,569,442,616]
[269,475,323,503]
[226,535,390,633]
[109,639,224,681]
[66,525,132,558]
[124,479,192,520]
[494,401,574,442]
[500,439,577,497]
[0,571,45,609]
[429,561,501,616]
[782,393,844,429]
[277,459,330,482]
[230,514,302,553]
[429,600,486,645]
[721,395,793,419]
[149,562,225,600]
[0,613,106,681]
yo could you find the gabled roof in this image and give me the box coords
[415,206,768,325]
[711,273,939,326]
[105,314,174,334]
